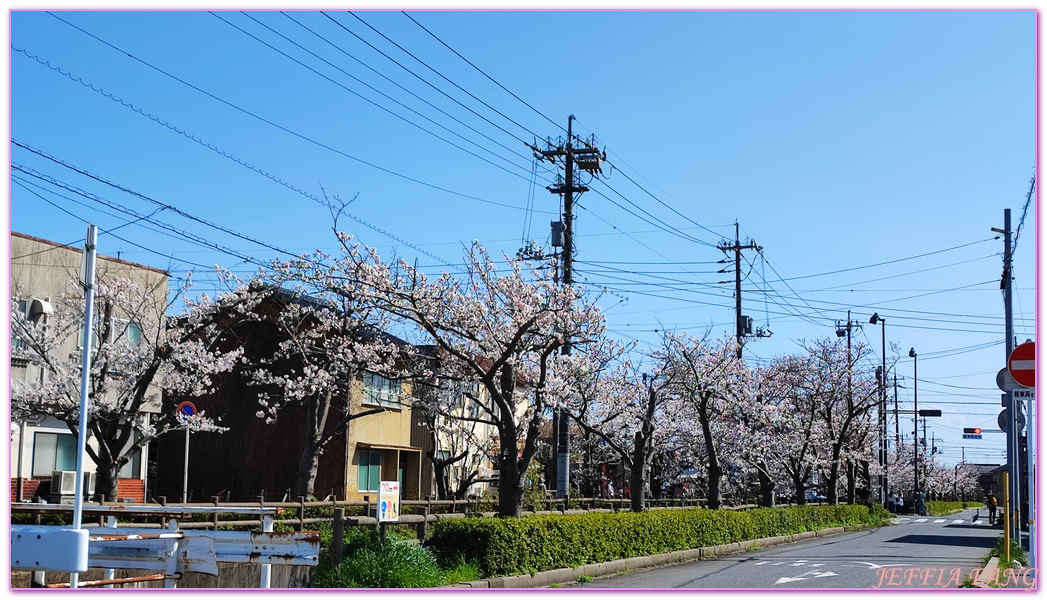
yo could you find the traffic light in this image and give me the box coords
[919,409,942,417]
[963,427,982,434]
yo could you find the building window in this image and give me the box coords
[12,299,28,351]
[32,432,77,477]
[112,318,143,348]
[357,450,382,492]
[363,372,400,408]
[78,316,143,350]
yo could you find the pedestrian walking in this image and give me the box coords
[988,493,998,525]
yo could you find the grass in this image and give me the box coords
[442,556,482,585]
[311,529,445,588]
[993,537,1028,570]
[577,574,593,583]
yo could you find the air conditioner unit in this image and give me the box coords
[52,471,76,495]
[50,471,96,497]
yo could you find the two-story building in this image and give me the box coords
[10,232,167,503]
[153,289,428,503]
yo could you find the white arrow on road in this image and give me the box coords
[775,570,838,584]
[855,561,911,570]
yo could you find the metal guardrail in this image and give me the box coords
[10,505,319,589]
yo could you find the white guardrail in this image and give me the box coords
[10,505,319,589]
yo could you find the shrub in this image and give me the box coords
[426,504,877,578]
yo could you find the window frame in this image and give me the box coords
[362,372,401,409]
[31,431,77,477]
[357,449,382,492]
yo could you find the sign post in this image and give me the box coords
[1006,341,1035,569]
[378,481,400,523]
[177,402,196,504]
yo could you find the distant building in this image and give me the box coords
[154,290,427,503]
[10,232,168,503]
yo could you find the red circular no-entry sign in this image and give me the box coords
[1008,342,1035,388]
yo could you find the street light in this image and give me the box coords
[909,347,918,500]
[870,313,887,503]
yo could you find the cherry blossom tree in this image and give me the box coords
[11,275,241,501]
[414,376,497,500]
[218,254,414,500]
[362,244,607,517]
[661,332,751,510]
[801,337,879,504]
[558,337,673,512]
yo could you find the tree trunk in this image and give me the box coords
[294,439,322,500]
[698,398,722,510]
[845,459,857,505]
[294,392,328,500]
[497,459,525,518]
[757,461,775,507]
[95,460,120,503]
[791,467,808,506]
[827,451,841,504]
[630,431,647,512]
[707,464,723,509]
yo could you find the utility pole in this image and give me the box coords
[893,374,900,452]
[532,115,606,500]
[993,209,1021,544]
[718,223,762,359]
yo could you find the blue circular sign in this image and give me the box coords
[177,401,196,419]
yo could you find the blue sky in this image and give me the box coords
[7,9,1037,467]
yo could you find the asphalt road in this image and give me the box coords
[569,511,1003,589]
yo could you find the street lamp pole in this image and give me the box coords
[870,313,887,504]
[909,347,918,500]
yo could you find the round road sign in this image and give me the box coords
[997,368,1021,392]
[176,401,197,419]
[1007,342,1035,388]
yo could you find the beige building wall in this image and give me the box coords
[344,377,423,502]
[10,232,168,501]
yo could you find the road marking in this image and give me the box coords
[934,519,946,523]
[754,562,769,566]
[915,518,928,522]
[855,561,911,570]
[774,570,837,585]
[952,519,964,524]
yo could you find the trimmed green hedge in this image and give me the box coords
[925,501,968,516]
[426,504,887,577]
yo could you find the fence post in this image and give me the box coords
[331,508,344,566]
[298,496,306,532]
[212,496,220,530]
[416,505,429,539]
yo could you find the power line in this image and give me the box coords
[400,11,563,134]
[42,12,541,216]
[321,11,533,147]
[221,10,536,179]
[13,47,457,268]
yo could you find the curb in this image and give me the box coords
[447,524,873,588]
